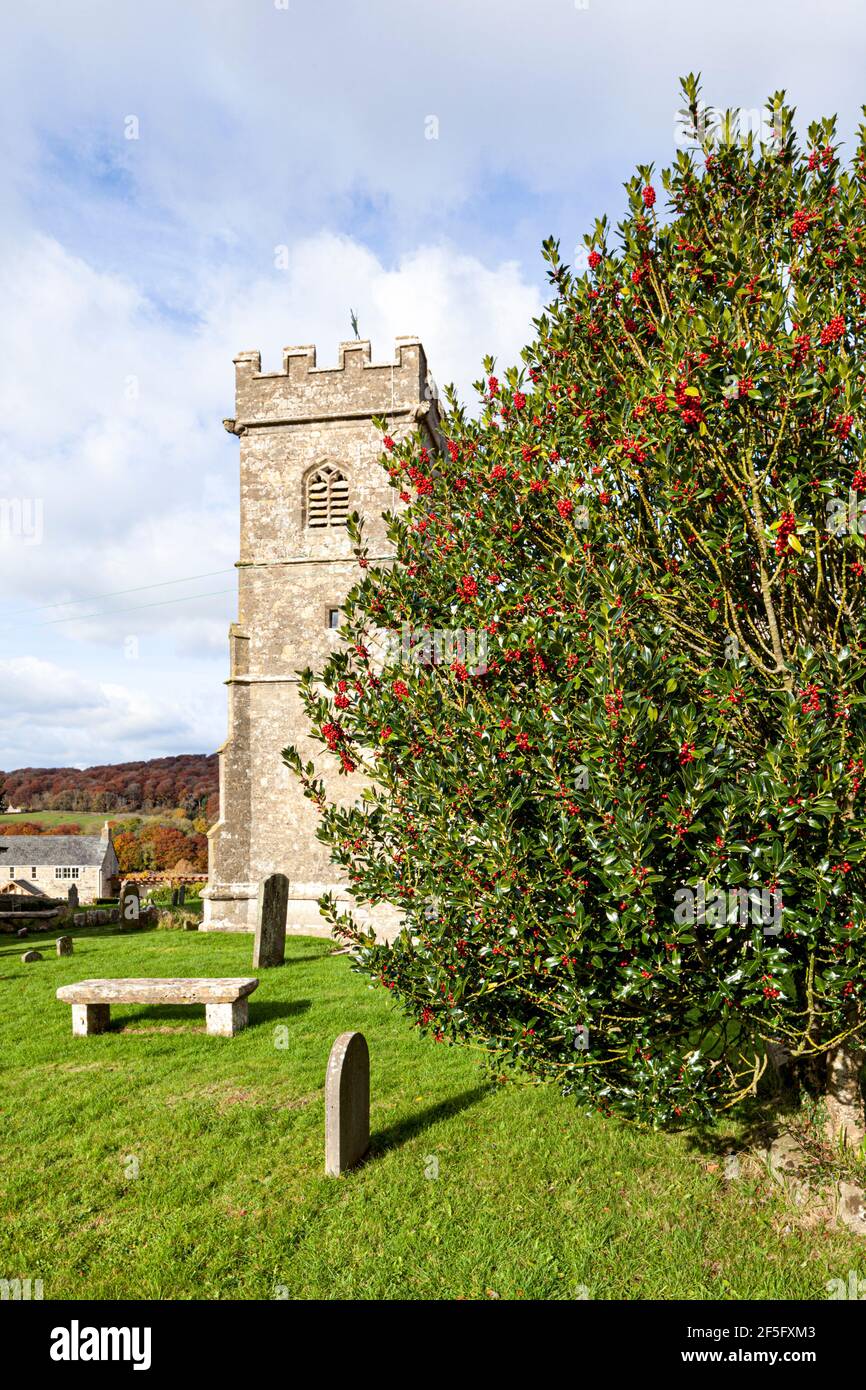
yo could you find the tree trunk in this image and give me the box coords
[823,1043,866,1149]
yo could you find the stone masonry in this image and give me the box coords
[202,337,441,936]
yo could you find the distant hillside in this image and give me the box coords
[0,754,218,817]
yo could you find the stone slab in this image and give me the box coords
[57,977,259,1005]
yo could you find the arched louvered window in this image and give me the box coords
[306,464,349,528]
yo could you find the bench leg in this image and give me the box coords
[205,999,248,1037]
[71,1003,110,1036]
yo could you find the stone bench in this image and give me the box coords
[56,978,259,1037]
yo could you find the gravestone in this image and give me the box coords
[171,889,179,907]
[56,936,73,957]
[325,1031,370,1176]
[22,949,43,963]
[178,885,186,906]
[119,880,141,928]
[17,926,28,938]
[253,873,289,969]
[67,884,79,909]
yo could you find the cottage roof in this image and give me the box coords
[3,879,46,895]
[0,835,109,866]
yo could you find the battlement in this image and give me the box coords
[232,336,432,426]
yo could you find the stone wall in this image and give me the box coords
[203,337,439,937]
[2,864,103,903]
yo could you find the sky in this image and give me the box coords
[1,0,865,770]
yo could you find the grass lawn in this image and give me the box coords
[1,923,862,1301]
[0,810,168,833]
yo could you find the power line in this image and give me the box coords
[6,568,235,617]
[3,553,386,632]
[38,589,236,626]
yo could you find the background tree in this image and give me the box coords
[0,755,218,815]
[113,831,144,874]
[288,78,866,1138]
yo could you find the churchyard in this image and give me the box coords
[1,918,864,1301]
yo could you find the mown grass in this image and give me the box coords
[0,810,169,833]
[1,924,862,1301]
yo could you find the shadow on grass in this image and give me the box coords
[251,1000,313,1024]
[683,1083,805,1159]
[369,1084,494,1156]
[283,951,335,965]
[113,999,312,1029]
[0,924,160,953]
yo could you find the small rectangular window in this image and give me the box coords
[8,866,14,878]
[328,609,340,630]
[31,866,37,878]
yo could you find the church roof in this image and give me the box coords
[0,835,109,866]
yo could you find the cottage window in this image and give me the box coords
[31,866,37,878]
[8,866,14,878]
[54,866,80,880]
[306,464,349,528]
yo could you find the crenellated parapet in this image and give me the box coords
[231,336,436,428]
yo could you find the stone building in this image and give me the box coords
[0,824,119,903]
[202,337,441,936]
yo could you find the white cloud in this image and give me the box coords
[3,0,864,261]
[0,656,223,767]
[0,224,541,763]
[1,0,864,766]
[0,229,540,635]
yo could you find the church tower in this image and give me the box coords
[202,337,440,935]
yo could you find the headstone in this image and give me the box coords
[119,880,141,928]
[56,936,73,956]
[253,873,289,968]
[178,885,186,906]
[17,926,28,938]
[325,1031,370,1176]
[838,1180,866,1236]
[67,884,79,909]
[22,949,43,962]
[171,889,179,907]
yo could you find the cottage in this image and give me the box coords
[0,823,119,903]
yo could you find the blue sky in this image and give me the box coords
[1,0,865,769]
